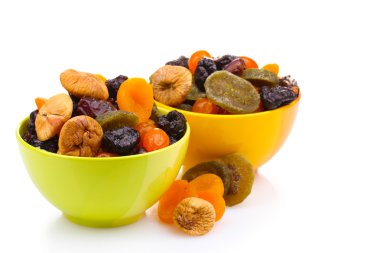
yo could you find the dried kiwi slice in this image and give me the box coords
[242,68,279,87]
[96,110,138,131]
[218,153,254,206]
[182,161,232,197]
[204,71,260,114]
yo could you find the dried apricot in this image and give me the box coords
[240,56,258,69]
[142,128,170,152]
[135,119,156,146]
[189,173,224,196]
[197,191,226,221]
[262,63,279,76]
[35,97,47,110]
[188,50,212,74]
[158,180,197,224]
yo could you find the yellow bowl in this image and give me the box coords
[16,117,190,227]
[156,95,300,172]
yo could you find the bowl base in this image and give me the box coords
[64,213,145,228]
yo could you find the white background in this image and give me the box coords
[1,0,379,252]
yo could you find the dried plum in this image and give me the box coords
[260,85,297,110]
[242,68,279,87]
[27,110,38,135]
[157,110,187,140]
[223,58,246,76]
[102,127,140,155]
[166,56,189,69]
[77,97,117,118]
[214,55,238,70]
[194,58,217,92]
[105,75,128,101]
[23,132,58,153]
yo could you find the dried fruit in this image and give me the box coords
[262,63,279,76]
[58,115,103,157]
[242,68,279,87]
[23,132,59,153]
[218,153,255,206]
[96,152,118,157]
[182,161,232,197]
[158,180,196,224]
[157,110,187,140]
[194,58,217,92]
[188,50,212,74]
[260,85,297,110]
[223,58,246,75]
[117,78,153,123]
[185,82,206,101]
[60,69,109,100]
[135,120,156,146]
[95,74,107,82]
[279,75,299,96]
[35,93,73,141]
[150,65,192,107]
[197,191,226,221]
[102,127,140,155]
[96,110,138,131]
[166,56,189,69]
[142,128,170,152]
[76,97,117,118]
[214,55,238,70]
[105,75,128,101]
[35,97,47,110]
[176,103,193,111]
[173,197,215,236]
[204,71,260,114]
[189,173,224,196]
[192,98,219,114]
[27,110,38,135]
[69,94,80,117]
[149,102,163,123]
[240,56,259,69]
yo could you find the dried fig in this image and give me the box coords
[150,65,192,106]
[58,115,103,157]
[35,93,73,141]
[60,69,109,100]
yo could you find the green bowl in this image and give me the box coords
[16,117,190,228]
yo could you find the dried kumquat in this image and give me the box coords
[192,98,219,114]
[188,50,212,74]
[240,56,259,69]
[262,63,279,76]
[142,128,170,152]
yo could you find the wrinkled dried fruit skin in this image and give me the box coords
[279,75,299,96]
[166,56,189,69]
[194,58,217,92]
[27,110,38,135]
[214,55,238,70]
[60,69,109,100]
[76,97,117,118]
[260,85,297,110]
[96,110,138,131]
[102,127,140,155]
[23,132,58,153]
[157,110,187,140]
[242,68,279,87]
[58,115,103,157]
[223,58,246,76]
[106,75,128,101]
[205,71,260,114]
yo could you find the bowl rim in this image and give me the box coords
[16,117,190,161]
[155,93,301,119]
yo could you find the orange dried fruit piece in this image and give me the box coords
[197,191,226,221]
[142,128,170,152]
[262,63,279,76]
[188,50,212,74]
[35,97,48,110]
[158,180,196,224]
[189,173,224,196]
[116,78,153,123]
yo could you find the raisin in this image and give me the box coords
[166,56,189,69]
[260,85,297,110]
[214,55,238,70]
[194,58,217,92]
[105,75,128,101]
[102,127,140,155]
[23,132,59,153]
[27,110,38,135]
[76,97,117,118]
[157,110,187,140]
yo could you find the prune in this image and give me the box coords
[223,58,246,76]
[105,75,128,101]
[166,56,189,69]
[242,68,279,87]
[194,58,217,91]
[23,132,58,153]
[260,85,297,110]
[214,55,238,70]
[96,110,138,131]
[69,94,80,117]
[27,110,38,135]
[102,127,140,155]
[157,110,187,140]
[76,97,117,118]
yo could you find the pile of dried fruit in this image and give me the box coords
[150,50,299,114]
[23,69,187,156]
[157,153,254,235]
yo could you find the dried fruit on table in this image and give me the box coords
[192,98,219,114]
[189,173,224,196]
[150,65,192,107]
[35,97,47,110]
[157,110,187,140]
[76,97,117,118]
[142,128,170,152]
[240,56,259,69]
[105,75,128,101]
[35,93,73,141]
[223,58,246,76]
[204,71,260,114]
[214,55,238,70]
[117,78,153,123]
[173,197,215,236]
[182,161,232,197]
[102,126,140,155]
[242,68,279,87]
[166,56,189,69]
[218,153,255,206]
[58,115,103,157]
[197,191,226,221]
[158,180,196,224]
[194,58,217,92]
[188,50,212,74]
[96,110,138,131]
[260,85,297,110]
[262,63,279,76]
[60,69,109,100]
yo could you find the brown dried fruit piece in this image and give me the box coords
[58,115,103,157]
[173,197,215,236]
[35,93,73,141]
[60,69,109,100]
[150,65,192,106]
